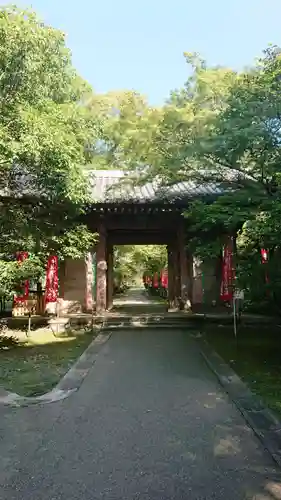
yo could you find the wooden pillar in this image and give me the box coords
[214,253,223,304]
[178,224,192,311]
[192,257,204,305]
[92,250,97,310]
[167,243,180,311]
[167,245,175,309]
[107,244,114,310]
[186,250,194,309]
[174,246,181,308]
[96,224,107,315]
[85,252,94,313]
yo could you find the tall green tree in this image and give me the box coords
[0,5,97,292]
[0,5,95,199]
[133,53,237,184]
[180,47,281,309]
[86,90,161,173]
[186,46,281,239]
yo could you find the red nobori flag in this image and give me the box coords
[261,248,269,285]
[45,256,59,304]
[161,268,168,289]
[14,251,29,303]
[261,248,268,265]
[220,241,234,301]
[153,272,159,288]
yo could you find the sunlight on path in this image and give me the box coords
[113,287,162,306]
[112,287,166,315]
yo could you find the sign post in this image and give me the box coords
[220,237,244,338]
[233,294,237,338]
[233,289,244,338]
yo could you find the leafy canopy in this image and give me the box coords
[0,5,98,292]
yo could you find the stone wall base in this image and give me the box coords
[58,299,83,315]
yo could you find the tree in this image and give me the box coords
[86,90,162,174]
[131,245,167,275]
[130,53,237,185]
[0,255,43,299]
[0,5,98,294]
[177,47,281,310]
[185,47,280,198]
[113,245,167,292]
[0,5,93,194]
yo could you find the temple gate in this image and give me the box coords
[59,170,220,315]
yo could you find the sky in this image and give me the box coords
[4,0,281,104]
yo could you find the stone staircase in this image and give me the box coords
[92,312,202,331]
[91,309,278,331]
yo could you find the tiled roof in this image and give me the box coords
[0,168,224,204]
[87,170,222,204]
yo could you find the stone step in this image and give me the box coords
[102,324,195,331]
[93,314,198,330]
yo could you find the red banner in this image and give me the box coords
[45,256,59,304]
[261,248,269,285]
[153,272,159,288]
[220,241,234,302]
[261,248,268,265]
[14,251,29,304]
[161,268,168,289]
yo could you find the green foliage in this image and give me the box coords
[0,5,78,105]
[51,225,97,260]
[0,255,43,298]
[125,46,281,311]
[113,245,167,290]
[135,55,237,184]
[233,204,281,312]
[87,90,162,172]
[0,5,94,196]
[0,199,97,258]
[0,5,98,297]
[185,189,265,258]
[113,246,137,290]
[184,47,281,310]
[132,245,167,274]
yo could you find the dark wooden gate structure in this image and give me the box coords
[58,170,219,315]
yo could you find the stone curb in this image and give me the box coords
[0,332,111,408]
[197,336,281,468]
[193,314,280,326]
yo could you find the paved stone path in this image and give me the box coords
[112,287,166,315]
[0,291,281,499]
[113,287,156,306]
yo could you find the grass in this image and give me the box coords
[0,327,94,397]
[205,324,281,417]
